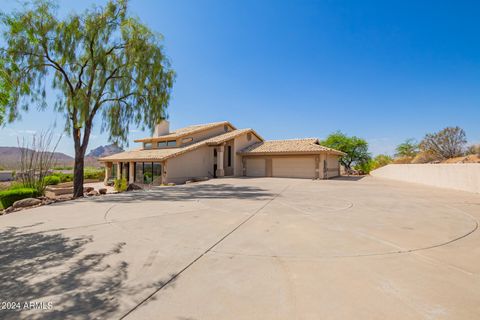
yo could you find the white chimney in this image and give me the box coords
[154,120,170,136]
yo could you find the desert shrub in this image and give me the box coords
[43,175,60,185]
[411,151,437,164]
[466,144,480,156]
[354,160,374,174]
[0,188,39,208]
[371,154,393,170]
[50,172,73,183]
[114,178,128,192]
[83,168,104,181]
[393,156,413,164]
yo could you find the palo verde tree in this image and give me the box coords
[0,0,175,197]
[395,138,419,158]
[321,131,371,170]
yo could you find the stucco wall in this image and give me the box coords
[326,155,340,178]
[166,145,213,184]
[370,164,480,194]
[234,133,261,176]
[183,124,234,145]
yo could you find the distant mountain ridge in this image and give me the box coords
[0,146,74,169]
[87,144,123,158]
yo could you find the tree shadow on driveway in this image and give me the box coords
[0,225,178,320]
[84,183,276,205]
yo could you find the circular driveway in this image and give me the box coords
[1,176,480,320]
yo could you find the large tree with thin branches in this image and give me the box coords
[0,0,175,197]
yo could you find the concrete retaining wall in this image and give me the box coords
[370,164,480,194]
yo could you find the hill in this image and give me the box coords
[0,146,74,170]
[87,144,123,158]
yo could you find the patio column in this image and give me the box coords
[129,162,134,184]
[162,161,167,184]
[315,155,320,179]
[216,145,225,177]
[116,162,121,180]
[104,163,112,185]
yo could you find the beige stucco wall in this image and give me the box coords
[166,145,213,184]
[370,164,480,194]
[326,154,340,178]
[234,133,262,176]
[182,124,234,145]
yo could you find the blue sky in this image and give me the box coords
[1,0,479,156]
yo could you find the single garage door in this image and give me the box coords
[272,157,315,178]
[246,158,266,177]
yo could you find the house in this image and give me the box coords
[99,121,345,185]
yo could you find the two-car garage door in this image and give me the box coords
[272,157,315,178]
[246,157,316,179]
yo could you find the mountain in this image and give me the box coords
[86,144,124,158]
[0,147,74,170]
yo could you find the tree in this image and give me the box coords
[420,126,467,160]
[0,0,175,197]
[321,131,370,170]
[0,57,11,125]
[371,154,393,169]
[395,138,419,158]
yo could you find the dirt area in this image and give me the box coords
[441,154,480,163]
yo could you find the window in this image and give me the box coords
[182,137,193,144]
[135,162,143,183]
[227,146,232,167]
[111,164,117,179]
[157,141,167,148]
[167,140,177,147]
[224,125,229,132]
[247,133,252,141]
[144,142,152,149]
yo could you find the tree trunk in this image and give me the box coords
[73,147,85,198]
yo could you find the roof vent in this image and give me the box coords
[154,120,170,136]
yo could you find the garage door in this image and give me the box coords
[246,158,266,177]
[272,157,315,178]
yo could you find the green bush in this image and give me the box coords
[0,188,39,209]
[84,168,104,181]
[114,178,128,192]
[43,175,60,185]
[50,172,73,183]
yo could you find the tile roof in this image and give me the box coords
[100,129,259,162]
[238,138,346,156]
[134,121,235,142]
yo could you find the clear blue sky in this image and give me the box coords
[1,0,479,156]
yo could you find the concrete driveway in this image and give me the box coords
[1,177,479,319]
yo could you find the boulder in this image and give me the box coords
[87,190,99,197]
[84,186,94,193]
[98,188,107,195]
[13,198,42,209]
[127,183,143,191]
[4,206,14,214]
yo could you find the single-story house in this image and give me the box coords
[99,121,345,185]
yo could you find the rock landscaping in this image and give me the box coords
[0,185,113,216]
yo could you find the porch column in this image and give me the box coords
[129,161,134,184]
[116,162,121,180]
[216,145,225,177]
[104,162,112,185]
[314,155,320,179]
[162,161,168,184]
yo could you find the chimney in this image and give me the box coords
[154,120,170,136]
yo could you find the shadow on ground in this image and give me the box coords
[331,176,366,182]
[75,183,276,205]
[0,225,178,320]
